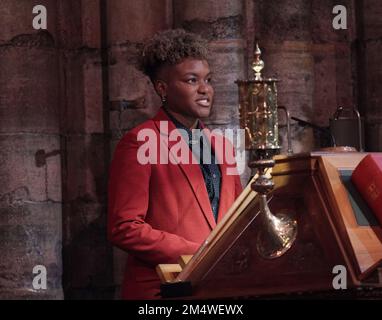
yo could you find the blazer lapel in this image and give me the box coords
[153,109,216,229]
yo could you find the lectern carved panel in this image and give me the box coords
[222,245,251,275]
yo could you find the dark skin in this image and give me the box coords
[154,58,214,129]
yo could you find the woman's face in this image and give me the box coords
[155,58,214,128]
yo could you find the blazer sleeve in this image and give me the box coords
[108,130,200,267]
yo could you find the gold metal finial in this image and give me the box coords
[252,43,264,80]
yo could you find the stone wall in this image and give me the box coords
[0,0,62,299]
[254,0,358,152]
[57,0,114,299]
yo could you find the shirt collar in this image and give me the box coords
[162,107,200,133]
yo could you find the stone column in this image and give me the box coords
[56,0,114,299]
[106,0,172,298]
[357,0,382,151]
[0,0,63,299]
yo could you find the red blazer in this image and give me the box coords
[108,109,243,299]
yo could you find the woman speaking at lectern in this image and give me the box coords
[108,29,243,299]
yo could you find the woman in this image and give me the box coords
[108,29,243,299]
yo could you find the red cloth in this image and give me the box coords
[351,154,382,225]
[108,109,243,299]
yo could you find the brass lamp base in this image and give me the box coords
[256,195,298,259]
[250,151,298,260]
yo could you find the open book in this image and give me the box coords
[319,153,382,280]
[351,154,382,226]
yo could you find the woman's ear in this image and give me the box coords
[153,80,168,101]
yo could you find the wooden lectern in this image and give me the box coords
[156,152,382,299]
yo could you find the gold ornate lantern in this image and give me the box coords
[235,44,297,259]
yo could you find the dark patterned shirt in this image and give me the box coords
[164,108,221,221]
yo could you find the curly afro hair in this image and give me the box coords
[140,29,210,82]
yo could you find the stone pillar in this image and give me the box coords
[0,0,63,299]
[173,0,248,181]
[56,0,114,299]
[357,0,382,151]
[106,0,172,298]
